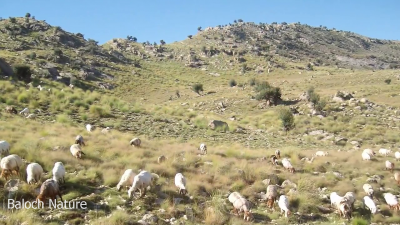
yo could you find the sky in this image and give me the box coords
[2,0,400,44]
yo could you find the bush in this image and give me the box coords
[229,79,237,87]
[13,65,32,83]
[192,83,203,94]
[254,81,281,106]
[249,78,257,86]
[9,17,16,23]
[25,13,31,18]
[278,107,295,132]
[385,79,391,84]
[28,52,36,60]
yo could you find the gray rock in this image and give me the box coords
[0,58,13,76]
[208,120,229,131]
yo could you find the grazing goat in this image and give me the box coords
[0,154,23,180]
[86,124,93,132]
[75,135,85,146]
[394,172,400,185]
[130,138,141,147]
[116,169,136,191]
[337,199,352,220]
[128,170,152,199]
[52,162,65,184]
[101,127,111,134]
[363,196,377,214]
[344,192,356,209]
[379,148,392,156]
[26,113,36,119]
[363,184,374,199]
[266,185,279,208]
[5,106,17,114]
[282,158,295,173]
[0,140,10,156]
[384,193,400,211]
[19,108,29,116]
[275,149,281,159]
[157,155,166,164]
[26,163,43,185]
[314,151,329,157]
[36,179,63,205]
[385,160,395,172]
[70,144,85,159]
[395,151,400,161]
[198,143,207,155]
[228,192,253,221]
[174,173,188,195]
[362,151,371,161]
[278,195,291,217]
[270,155,278,165]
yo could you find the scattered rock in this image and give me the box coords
[208,120,229,131]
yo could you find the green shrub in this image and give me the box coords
[249,78,257,86]
[13,65,32,83]
[192,83,203,94]
[254,81,281,105]
[229,79,237,87]
[277,107,295,132]
[89,105,110,118]
[384,79,391,84]
[17,92,30,103]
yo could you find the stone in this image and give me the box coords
[208,120,229,131]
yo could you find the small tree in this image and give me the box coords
[9,17,16,23]
[160,40,166,45]
[238,19,243,22]
[198,26,202,31]
[192,83,203,94]
[255,81,282,106]
[188,35,192,39]
[229,79,237,87]
[13,65,32,83]
[76,33,84,38]
[25,13,31,18]
[278,107,295,132]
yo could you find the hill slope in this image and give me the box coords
[1,16,400,224]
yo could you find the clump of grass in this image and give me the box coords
[56,114,70,124]
[17,92,30,103]
[229,79,237,87]
[192,83,203,94]
[89,105,111,118]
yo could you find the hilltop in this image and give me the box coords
[1,15,400,225]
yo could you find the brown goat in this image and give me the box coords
[36,179,63,205]
[5,106,17,114]
[270,155,278,165]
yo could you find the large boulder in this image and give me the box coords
[0,58,13,76]
[208,120,229,131]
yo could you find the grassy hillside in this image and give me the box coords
[1,15,400,224]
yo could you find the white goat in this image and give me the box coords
[395,151,400,161]
[52,162,65,184]
[386,160,395,172]
[26,163,43,184]
[314,151,329,157]
[0,154,23,180]
[0,140,10,156]
[344,192,356,209]
[198,143,207,155]
[116,169,136,191]
[384,193,400,210]
[70,144,85,159]
[86,124,93,132]
[127,170,152,199]
[228,192,253,221]
[101,127,111,134]
[278,195,291,217]
[330,192,346,207]
[281,158,295,173]
[362,151,371,160]
[19,108,29,116]
[363,149,376,157]
[379,148,392,156]
[26,113,36,119]
[363,196,377,214]
[174,173,187,195]
[363,184,374,198]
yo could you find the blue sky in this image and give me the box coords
[2,0,399,44]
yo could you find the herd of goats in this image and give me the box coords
[2,106,400,222]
